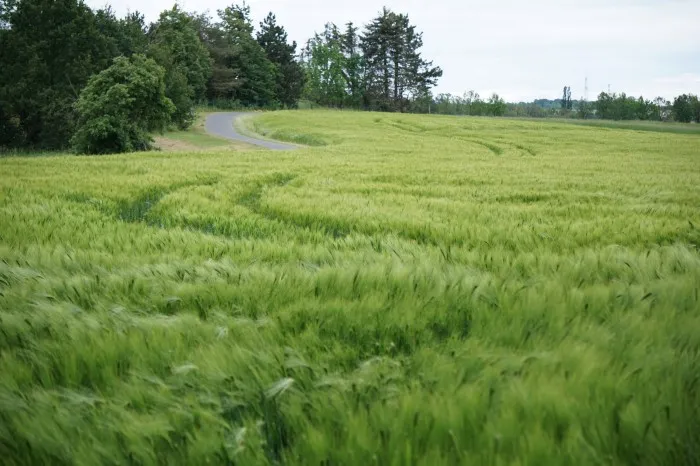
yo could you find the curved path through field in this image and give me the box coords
[204,112,297,150]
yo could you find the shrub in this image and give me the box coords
[71,55,175,154]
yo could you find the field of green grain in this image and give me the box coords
[1,111,699,465]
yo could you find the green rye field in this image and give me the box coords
[1,111,699,465]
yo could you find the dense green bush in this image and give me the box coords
[672,94,700,123]
[71,55,175,154]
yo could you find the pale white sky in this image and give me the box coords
[87,0,700,102]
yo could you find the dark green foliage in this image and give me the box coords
[196,4,279,108]
[429,93,694,125]
[672,94,700,123]
[361,8,442,112]
[219,4,277,107]
[595,92,665,121]
[71,55,174,154]
[576,100,593,119]
[562,86,572,110]
[486,93,507,116]
[148,6,211,129]
[257,12,305,108]
[432,92,507,117]
[341,22,365,108]
[0,0,121,149]
[94,8,148,57]
[0,100,23,148]
[193,12,242,104]
[162,67,194,129]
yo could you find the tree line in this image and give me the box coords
[429,90,700,123]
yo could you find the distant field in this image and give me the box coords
[1,111,699,465]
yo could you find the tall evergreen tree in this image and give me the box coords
[562,86,572,110]
[257,12,305,107]
[361,8,393,110]
[361,8,442,112]
[214,4,277,107]
[193,12,241,104]
[340,22,364,108]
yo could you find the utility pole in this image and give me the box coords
[584,77,589,102]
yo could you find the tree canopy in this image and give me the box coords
[672,94,700,123]
[301,8,443,112]
[0,0,124,149]
[71,54,174,154]
[257,12,306,108]
[148,6,211,129]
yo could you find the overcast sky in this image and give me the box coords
[86,0,700,102]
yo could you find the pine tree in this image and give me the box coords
[216,4,277,107]
[341,22,364,108]
[257,12,305,108]
[192,12,241,104]
[361,8,394,110]
[361,8,442,112]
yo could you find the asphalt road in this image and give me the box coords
[204,112,297,150]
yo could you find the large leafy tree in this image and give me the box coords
[0,0,120,149]
[672,94,700,123]
[71,54,174,154]
[148,6,211,128]
[301,24,347,107]
[257,12,305,107]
